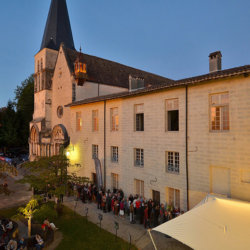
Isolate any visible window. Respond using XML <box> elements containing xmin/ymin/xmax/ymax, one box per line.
<box><xmin>41</xmin><ymin>58</ymin><xmax>43</xmax><ymax>71</ymax></box>
<box><xmin>37</xmin><ymin>60</ymin><xmax>40</xmax><ymax>73</ymax></box>
<box><xmin>111</xmin><ymin>146</ymin><xmax>119</xmax><ymax>162</ymax></box>
<box><xmin>111</xmin><ymin>173</ymin><xmax>119</xmax><ymax>190</ymax></box>
<box><xmin>134</xmin><ymin>179</ymin><xmax>144</xmax><ymax>196</ymax></box>
<box><xmin>38</xmin><ymin>75</ymin><xmax>40</xmax><ymax>91</ymax></box>
<box><xmin>72</xmin><ymin>84</ymin><xmax>76</xmax><ymax>102</ymax></box>
<box><xmin>92</xmin><ymin>110</ymin><xmax>99</xmax><ymax>132</ymax></box>
<box><xmin>166</xmin><ymin>187</ymin><xmax>180</xmax><ymax>209</ymax></box>
<box><xmin>76</xmin><ymin>112</ymin><xmax>82</xmax><ymax>131</ymax></box>
<box><xmin>111</xmin><ymin>108</ymin><xmax>119</xmax><ymax>131</ymax></box>
<box><xmin>57</xmin><ymin>106</ymin><xmax>63</xmax><ymax>118</ymax></box>
<box><xmin>166</xmin><ymin>99</ymin><xmax>179</xmax><ymax>131</ymax></box>
<box><xmin>210</xmin><ymin>92</ymin><xmax>229</xmax><ymax>131</ymax></box>
<box><xmin>92</xmin><ymin>145</ymin><xmax>98</xmax><ymax>159</ymax></box>
<box><xmin>166</xmin><ymin>152</ymin><xmax>179</xmax><ymax>173</ymax></box>
<box><xmin>134</xmin><ymin>148</ymin><xmax>144</xmax><ymax>167</ymax></box>
<box><xmin>129</xmin><ymin>75</ymin><xmax>145</xmax><ymax>91</ymax></box>
<box><xmin>135</xmin><ymin>104</ymin><xmax>144</xmax><ymax>131</ymax></box>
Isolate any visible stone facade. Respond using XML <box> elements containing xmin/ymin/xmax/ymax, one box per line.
<box><xmin>65</xmin><ymin>74</ymin><xmax>250</xmax><ymax>211</ymax></box>
<box><xmin>29</xmin><ymin>0</ymin><xmax>250</xmax><ymax>211</ymax></box>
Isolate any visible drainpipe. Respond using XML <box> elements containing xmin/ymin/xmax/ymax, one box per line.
<box><xmin>185</xmin><ymin>84</ymin><xmax>189</xmax><ymax>211</ymax></box>
<box><xmin>104</xmin><ymin>100</ymin><xmax>106</xmax><ymax>190</ymax></box>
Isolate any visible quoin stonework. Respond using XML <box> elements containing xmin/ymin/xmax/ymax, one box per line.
<box><xmin>29</xmin><ymin>0</ymin><xmax>250</xmax><ymax>211</ymax></box>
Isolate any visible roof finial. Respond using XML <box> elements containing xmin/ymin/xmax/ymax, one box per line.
<box><xmin>79</xmin><ymin>45</ymin><xmax>82</xmax><ymax>53</ymax></box>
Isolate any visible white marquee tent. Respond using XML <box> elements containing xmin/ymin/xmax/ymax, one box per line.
<box><xmin>153</xmin><ymin>195</ymin><xmax>250</xmax><ymax>250</ymax></box>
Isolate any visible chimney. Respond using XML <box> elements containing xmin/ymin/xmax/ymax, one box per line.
<box><xmin>209</xmin><ymin>51</ymin><xmax>222</xmax><ymax>72</ymax></box>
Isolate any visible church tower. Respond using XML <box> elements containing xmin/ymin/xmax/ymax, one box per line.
<box><xmin>30</xmin><ymin>0</ymin><xmax>75</xmax><ymax>159</ymax></box>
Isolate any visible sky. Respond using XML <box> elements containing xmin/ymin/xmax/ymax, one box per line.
<box><xmin>0</xmin><ymin>0</ymin><xmax>250</xmax><ymax>107</ymax></box>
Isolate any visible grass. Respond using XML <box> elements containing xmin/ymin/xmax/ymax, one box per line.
<box><xmin>54</xmin><ymin>206</ymin><xmax>137</xmax><ymax>250</ymax></box>
<box><xmin>0</xmin><ymin>204</ymin><xmax>137</xmax><ymax>250</ymax></box>
<box><xmin>0</xmin><ymin>206</ymin><xmax>20</xmax><ymax>219</ymax></box>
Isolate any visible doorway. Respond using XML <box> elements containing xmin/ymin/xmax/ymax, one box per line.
<box><xmin>92</xmin><ymin>173</ymin><xmax>97</xmax><ymax>186</ymax></box>
<box><xmin>152</xmin><ymin>190</ymin><xmax>160</xmax><ymax>204</ymax></box>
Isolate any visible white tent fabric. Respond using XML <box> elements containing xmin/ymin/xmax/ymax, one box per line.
<box><xmin>153</xmin><ymin>195</ymin><xmax>250</xmax><ymax>250</ymax></box>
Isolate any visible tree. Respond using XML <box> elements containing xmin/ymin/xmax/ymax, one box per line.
<box><xmin>14</xmin><ymin>75</ymin><xmax>34</xmax><ymax>147</ymax></box>
<box><xmin>18</xmin><ymin>198</ymin><xmax>39</xmax><ymax>237</ymax></box>
<box><xmin>0</xmin><ymin>75</ymin><xmax>34</xmax><ymax>150</ymax></box>
<box><xmin>19</xmin><ymin>153</ymin><xmax>90</xmax><ymax>197</ymax></box>
<box><xmin>0</xmin><ymin>101</ymin><xmax>19</xmax><ymax>148</ymax></box>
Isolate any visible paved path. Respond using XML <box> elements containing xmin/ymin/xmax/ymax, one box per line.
<box><xmin>0</xmin><ymin>167</ymin><xmax>32</xmax><ymax>209</ymax></box>
<box><xmin>64</xmin><ymin>197</ymin><xmax>190</xmax><ymax>250</ymax></box>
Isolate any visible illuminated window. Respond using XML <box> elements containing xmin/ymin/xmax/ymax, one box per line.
<box><xmin>111</xmin><ymin>107</ymin><xmax>119</xmax><ymax>131</ymax></box>
<box><xmin>166</xmin><ymin>99</ymin><xmax>179</xmax><ymax>131</ymax></box>
<box><xmin>111</xmin><ymin>146</ymin><xmax>118</xmax><ymax>162</ymax></box>
<box><xmin>135</xmin><ymin>104</ymin><xmax>144</xmax><ymax>131</ymax></box>
<box><xmin>76</xmin><ymin>112</ymin><xmax>82</xmax><ymax>131</ymax></box>
<box><xmin>166</xmin><ymin>187</ymin><xmax>180</xmax><ymax>209</ymax></box>
<box><xmin>166</xmin><ymin>151</ymin><xmax>179</xmax><ymax>173</ymax></box>
<box><xmin>210</xmin><ymin>92</ymin><xmax>229</xmax><ymax>131</ymax></box>
<box><xmin>134</xmin><ymin>179</ymin><xmax>144</xmax><ymax>196</ymax></box>
<box><xmin>92</xmin><ymin>145</ymin><xmax>98</xmax><ymax>159</ymax></box>
<box><xmin>92</xmin><ymin>110</ymin><xmax>99</xmax><ymax>132</ymax></box>
<box><xmin>111</xmin><ymin>173</ymin><xmax>119</xmax><ymax>190</ymax></box>
<box><xmin>134</xmin><ymin>148</ymin><xmax>144</xmax><ymax>167</ymax></box>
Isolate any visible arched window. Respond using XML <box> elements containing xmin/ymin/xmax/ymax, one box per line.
<box><xmin>37</xmin><ymin>60</ymin><xmax>40</xmax><ymax>73</ymax></box>
<box><xmin>38</xmin><ymin>75</ymin><xmax>40</xmax><ymax>91</ymax></box>
<box><xmin>30</xmin><ymin>126</ymin><xmax>39</xmax><ymax>155</ymax></box>
<box><xmin>41</xmin><ymin>58</ymin><xmax>43</xmax><ymax>71</ymax></box>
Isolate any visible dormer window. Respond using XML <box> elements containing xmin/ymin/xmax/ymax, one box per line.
<box><xmin>129</xmin><ymin>75</ymin><xmax>145</xmax><ymax>91</ymax></box>
<box><xmin>74</xmin><ymin>62</ymin><xmax>87</xmax><ymax>74</ymax></box>
<box><xmin>74</xmin><ymin>48</ymin><xmax>88</xmax><ymax>86</ymax></box>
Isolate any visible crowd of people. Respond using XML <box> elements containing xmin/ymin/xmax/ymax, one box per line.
<box><xmin>0</xmin><ymin>219</ymin><xmax>25</xmax><ymax>250</ymax></box>
<box><xmin>0</xmin><ymin>218</ymin><xmax>51</xmax><ymax>250</ymax></box>
<box><xmin>70</xmin><ymin>183</ymin><xmax>184</xmax><ymax>229</ymax></box>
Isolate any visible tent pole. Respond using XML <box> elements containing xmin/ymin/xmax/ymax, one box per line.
<box><xmin>148</xmin><ymin>229</ymin><xmax>158</xmax><ymax>250</ymax></box>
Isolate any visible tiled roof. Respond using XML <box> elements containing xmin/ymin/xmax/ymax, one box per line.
<box><xmin>65</xmin><ymin>64</ymin><xmax>250</xmax><ymax>107</ymax></box>
<box><xmin>64</xmin><ymin>47</ymin><xmax>174</xmax><ymax>89</ymax></box>
<box><xmin>40</xmin><ymin>0</ymin><xmax>75</xmax><ymax>51</ymax></box>
<box><xmin>175</xmin><ymin>65</ymin><xmax>250</xmax><ymax>84</ymax></box>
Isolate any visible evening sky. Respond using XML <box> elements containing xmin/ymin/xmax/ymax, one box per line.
<box><xmin>0</xmin><ymin>0</ymin><xmax>250</xmax><ymax>107</ymax></box>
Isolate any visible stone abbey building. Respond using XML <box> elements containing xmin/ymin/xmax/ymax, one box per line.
<box><xmin>30</xmin><ymin>0</ymin><xmax>250</xmax><ymax>210</ymax></box>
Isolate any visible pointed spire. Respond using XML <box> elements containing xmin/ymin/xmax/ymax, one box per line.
<box><xmin>40</xmin><ymin>0</ymin><xmax>75</xmax><ymax>51</ymax></box>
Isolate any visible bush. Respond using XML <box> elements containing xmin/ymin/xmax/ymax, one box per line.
<box><xmin>33</xmin><ymin>202</ymin><xmax>58</xmax><ymax>224</ymax></box>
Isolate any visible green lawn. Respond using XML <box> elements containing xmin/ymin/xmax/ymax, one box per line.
<box><xmin>0</xmin><ymin>206</ymin><xmax>19</xmax><ymax>218</ymax></box>
<box><xmin>54</xmin><ymin>206</ymin><xmax>137</xmax><ymax>250</ymax></box>
<box><xmin>0</xmin><ymin>204</ymin><xmax>137</xmax><ymax>250</ymax></box>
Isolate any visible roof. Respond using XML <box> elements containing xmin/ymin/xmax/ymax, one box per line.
<box><xmin>40</xmin><ymin>0</ymin><xmax>75</xmax><ymax>51</ymax></box>
<box><xmin>66</xmin><ymin>64</ymin><xmax>250</xmax><ymax>107</ymax></box>
<box><xmin>64</xmin><ymin>47</ymin><xmax>174</xmax><ymax>89</ymax></box>
<box><xmin>154</xmin><ymin>195</ymin><xmax>250</xmax><ymax>250</ymax></box>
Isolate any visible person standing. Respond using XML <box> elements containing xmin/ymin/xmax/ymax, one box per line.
<box><xmin>144</xmin><ymin>205</ymin><xmax>149</xmax><ymax>228</ymax></box>
<box><xmin>97</xmin><ymin>191</ymin><xmax>102</xmax><ymax>209</ymax></box>
<box><xmin>129</xmin><ymin>201</ymin><xmax>135</xmax><ymax>223</ymax></box>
